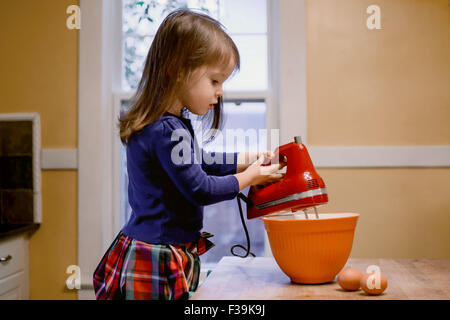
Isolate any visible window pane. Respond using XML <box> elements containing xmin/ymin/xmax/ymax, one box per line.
<box><xmin>219</xmin><ymin>0</ymin><xmax>266</xmax><ymax>34</ymax></box>
<box><xmin>199</xmin><ymin>101</ymin><xmax>268</xmax><ymax>264</ymax></box>
<box><xmin>123</xmin><ymin>0</ymin><xmax>219</xmax><ymax>36</ymax></box>
<box><xmin>224</xmin><ymin>35</ymin><xmax>268</xmax><ymax>91</ymax></box>
<box><xmin>123</xmin><ymin>1</ymin><xmax>166</xmax><ymax>36</ymax></box>
<box><xmin>122</xmin><ymin>36</ymin><xmax>153</xmax><ymax>91</ymax></box>
<box><xmin>122</xmin><ymin>0</ymin><xmax>267</xmax><ymax>91</ymax></box>
<box><xmin>194</xmin><ymin>102</ymin><xmax>267</xmax><ymax>153</ymax></box>
<box><xmin>123</xmin><ymin>34</ymin><xmax>268</xmax><ymax>91</ymax></box>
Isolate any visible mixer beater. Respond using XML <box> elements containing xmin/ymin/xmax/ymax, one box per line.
<box><xmin>302</xmin><ymin>207</ymin><xmax>320</xmax><ymax>219</ymax></box>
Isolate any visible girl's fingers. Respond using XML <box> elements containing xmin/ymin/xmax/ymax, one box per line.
<box><xmin>267</xmin><ymin>173</ymin><xmax>284</xmax><ymax>181</ymax></box>
<box><xmin>268</xmin><ymin>162</ymin><xmax>282</xmax><ymax>171</ymax></box>
<box><xmin>256</xmin><ymin>154</ymin><xmax>266</xmax><ymax>165</ymax></box>
<box><xmin>261</xmin><ymin>174</ymin><xmax>284</xmax><ymax>186</ymax></box>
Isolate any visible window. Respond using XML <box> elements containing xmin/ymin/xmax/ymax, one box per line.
<box><xmin>122</xmin><ymin>0</ymin><xmax>267</xmax><ymax>91</ymax></box>
<box><xmin>119</xmin><ymin>0</ymin><xmax>272</xmax><ymax>264</ymax></box>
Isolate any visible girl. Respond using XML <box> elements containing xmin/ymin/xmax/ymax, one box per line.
<box><xmin>93</xmin><ymin>8</ymin><xmax>285</xmax><ymax>300</ymax></box>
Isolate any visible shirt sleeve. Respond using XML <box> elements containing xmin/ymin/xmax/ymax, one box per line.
<box><xmin>201</xmin><ymin>150</ymin><xmax>238</xmax><ymax>176</ymax></box>
<box><xmin>151</xmin><ymin>120</ymin><xmax>240</xmax><ymax>207</ymax></box>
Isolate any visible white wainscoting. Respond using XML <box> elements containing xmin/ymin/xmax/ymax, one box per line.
<box><xmin>309</xmin><ymin>146</ymin><xmax>450</xmax><ymax>168</ymax></box>
<box><xmin>40</xmin><ymin>149</ymin><xmax>78</xmax><ymax>170</ymax></box>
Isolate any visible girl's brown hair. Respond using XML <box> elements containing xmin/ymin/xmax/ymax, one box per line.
<box><xmin>119</xmin><ymin>8</ymin><xmax>240</xmax><ymax>145</ymax></box>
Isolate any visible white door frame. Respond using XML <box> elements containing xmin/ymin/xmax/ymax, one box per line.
<box><xmin>78</xmin><ymin>0</ymin><xmax>122</xmax><ymax>299</ymax></box>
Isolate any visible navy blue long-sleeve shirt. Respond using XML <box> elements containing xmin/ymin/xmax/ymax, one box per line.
<box><xmin>121</xmin><ymin>112</ymin><xmax>240</xmax><ymax>244</ymax></box>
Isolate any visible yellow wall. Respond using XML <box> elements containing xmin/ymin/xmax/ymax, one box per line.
<box><xmin>0</xmin><ymin>0</ymin><xmax>78</xmax><ymax>299</ymax></box>
<box><xmin>319</xmin><ymin>168</ymin><xmax>450</xmax><ymax>258</ymax></box>
<box><xmin>307</xmin><ymin>0</ymin><xmax>449</xmax><ymax>146</ymax></box>
<box><xmin>306</xmin><ymin>0</ymin><xmax>450</xmax><ymax>258</ymax></box>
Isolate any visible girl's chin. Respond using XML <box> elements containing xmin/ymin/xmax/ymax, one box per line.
<box><xmin>190</xmin><ymin>110</ymin><xmax>209</xmax><ymax>116</ymax></box>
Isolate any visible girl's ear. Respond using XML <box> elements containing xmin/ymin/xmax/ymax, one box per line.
<box><xmin>176</xmin><ymin>72</ymin><xmax>187</xmax><ymax>85</ymax></box>
<box><xmin>177</xmin><ymin>68</ymin><xmax>189</xmax><ymax>82</ymax></box>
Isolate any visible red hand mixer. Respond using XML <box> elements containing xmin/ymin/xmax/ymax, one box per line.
<box><xmin>232</xmin><ymin>136</ymin><xmax>329</xmax><ymax>257</ymax></box>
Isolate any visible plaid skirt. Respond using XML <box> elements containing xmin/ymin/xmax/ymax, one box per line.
<box><xmin>93</xmin><ymin>231</ymin><xmax>214</xmax><ymax>300</ymax></box>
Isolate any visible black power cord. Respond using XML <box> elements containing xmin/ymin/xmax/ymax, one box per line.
<box><xmin>231</xmin><ymin>192</ymin><xmax>256</xmax><ymax>258</ymax></box>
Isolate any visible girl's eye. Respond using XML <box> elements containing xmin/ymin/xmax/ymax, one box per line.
<box><xmin>212</xmin><ymin>80</ymin><xmax>219</xmax><ymax>85</ymax></box>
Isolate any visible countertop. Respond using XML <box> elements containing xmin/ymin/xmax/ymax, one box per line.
<box><xmin>191</xmin><ymin>256</ymin><xmax>450</xmax><ymax>300</ymax></box>
<box><xmin>0</xmin><ymin>223</ymin><xmax>40</xmax><ymax>240</ymax></box>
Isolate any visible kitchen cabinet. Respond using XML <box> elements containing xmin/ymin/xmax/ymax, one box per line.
<box><xmin>191</xmin><ymin>256</ymin><xmax>450</xmax><ymax>300</ymax></box>
<box><xmin>0</xmin><ymin>233</ymin><xmax>30</xmax><ymax>299</ymax></box>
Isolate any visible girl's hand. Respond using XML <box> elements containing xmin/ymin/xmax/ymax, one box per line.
<box><xmin>237</xmin><ymin>151</ymin><xmax>287</xmax><ymax>172</ymax></box>
<box><xmin>246</xmin><ymin>153</ymin><xmax>286</xmax><ymax>187</ymax></box>
<box><xmin>260</xmin><ymin>151</ymin><xmax>287</xmax><ymax>165</ymax></box>
<box><xmin>234</xmin><ymin>151</ymin><xmax>287</xmax><ymax>191</ymax></box>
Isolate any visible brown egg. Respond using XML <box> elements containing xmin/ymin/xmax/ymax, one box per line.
<box><xmin>337</xmin><ymin>268</ymin><xmax>363</xmax><ymax>291</ymax></box>
<box><xmin>360</xmin><ymin>272</ymin><xmax>388</xmax><ymax>295</ymax></box>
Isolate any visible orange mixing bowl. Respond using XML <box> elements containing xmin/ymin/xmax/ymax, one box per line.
<box><xmin>262</xmin><ymin>212</ymin><xmax>359</xmax><ymax>284</ymax></box>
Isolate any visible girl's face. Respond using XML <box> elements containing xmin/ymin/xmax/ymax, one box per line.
<box><xmin>179</xmin><ymin>59</ymin><xmax>235</xmax><ymax>116</ymax></box>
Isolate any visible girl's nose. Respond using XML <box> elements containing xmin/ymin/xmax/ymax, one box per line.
<box><xmin>216</xmin><ymin>87</ymin><xmax>223</xmax><ymax>98</ymax></box>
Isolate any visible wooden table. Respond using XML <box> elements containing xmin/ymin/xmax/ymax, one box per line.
<box><xmin>191</xmin><ymin>257</ymin><xmax>450</xmax><ymax>300</ymax></box>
